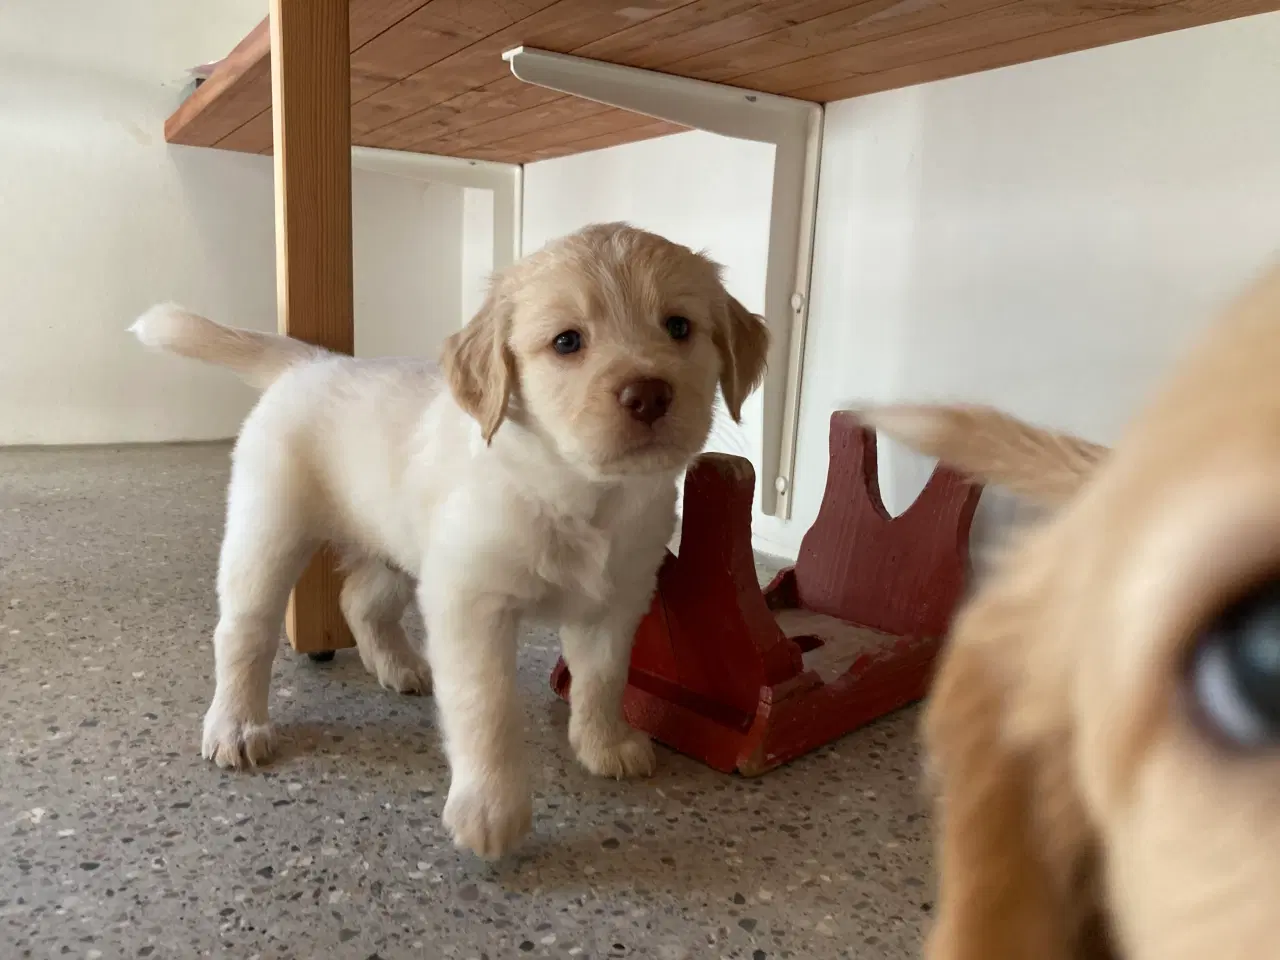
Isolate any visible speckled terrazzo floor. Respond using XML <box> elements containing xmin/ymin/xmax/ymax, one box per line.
<box><xmin>0</xmin><ymin>444</ymin><xmax>932</xmax><ymax>960</ymax></box>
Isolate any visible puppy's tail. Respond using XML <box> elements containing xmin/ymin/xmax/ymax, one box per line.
<box><xmin>855</xmin><ymin>403</ymin><xmax>1109</xmax><ymax>506</ymax></box>
<box><xmin>130</xmin><ymin>303</ymin><xmax>326</xmax><ymax>390</ymax></box>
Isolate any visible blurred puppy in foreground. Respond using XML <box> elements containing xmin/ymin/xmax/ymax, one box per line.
<box><xmin>859</xmin><ymin>262</ymin><xmax>1280</xmax><ymax>960</ymax></box>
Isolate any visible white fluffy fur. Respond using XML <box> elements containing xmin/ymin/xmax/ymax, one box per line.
<box><xmin>132</xmin><ymin>223</ymin><xmax>770</xmax><ymax>860</ymax></box>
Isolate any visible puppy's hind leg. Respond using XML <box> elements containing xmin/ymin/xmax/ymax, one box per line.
<box><xmin>340</xmin><ymin>556</ymin><xmax>431</xmax><ymax>695</ymax></box>
<box><xmin>203</xmin><ymin>456</ymin><xmax>316</xmax><ymax>770</ymax></box>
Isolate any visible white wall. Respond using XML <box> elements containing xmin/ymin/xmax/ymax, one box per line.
<box><xmin>353</xmin><ymin>176</ymin><xmax>462</xmax><ymax>362</ymax></box>
<box><xmin>0</xmin><ymin>0</ymin><xmax>462</xmax><ymax>446</ymax></box>
<box><xmin>799</xmin><ymin>10</ymin><xmax>1280</xmax><ymax>562</ymax></box>
<box><xmin>460</xmin><ymin>187</ymin><xmax>496</xmax><ymax>324</ymax></box>
<box><xmin>520</xmin><ymin>11</ymin><xmax>1280</xmax><ymax>561</ymax></box>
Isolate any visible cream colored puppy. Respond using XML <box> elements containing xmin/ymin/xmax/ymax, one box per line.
<box><xmin>132</xmin><ymin>222</ymin><xmax>769</xmax><ymax>859</ymax></box>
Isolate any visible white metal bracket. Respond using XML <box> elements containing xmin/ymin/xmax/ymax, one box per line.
<box><xmin>503</xmin><ymin>45</ymin><xmax>822</xmax><ymax>519</ymax></box>
<box><xmin>351</xmin><ymin>146</ymin><xmax>523</xmax><ymax>274</ymax></box>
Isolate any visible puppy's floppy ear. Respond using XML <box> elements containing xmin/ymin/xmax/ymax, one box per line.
<box><xmin>441</xmin><ymin>285</ymin><xmax>516</xmax><ymax>444</ymax></box>
<box><xmin>715</xmin><ymin>296</ymin><xmax>770</xmax><ymax>422</ymax></box>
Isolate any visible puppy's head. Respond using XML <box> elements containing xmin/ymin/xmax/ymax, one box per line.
<box><xmin>923</xmin><ymin>263</ymin><xmax>1280</xmax><ymax>960</ymax></box>
<box><xmin>441</xmin><ymin>222</ymin><xmax>769</xmax><ymax>477</ymax></box>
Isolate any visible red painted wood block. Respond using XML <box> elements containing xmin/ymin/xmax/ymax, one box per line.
<box><xmin>551</xmin><ymin>411</ymin><xmax>983</xmax><ymax>775</ymax></box>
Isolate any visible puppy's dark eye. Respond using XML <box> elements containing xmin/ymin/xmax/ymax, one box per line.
<box><xmin>1188</xmin><ymin>579</ymin><xmax>1280</xmax><ymax>747</ymax></box>
<box><xmin>665</xmin><ymin>316</ymin><xmax>691</xmax><ymax>341</ymax></box>
<box><xmin>552</xmin><ymin>330</ymin><xmax>583</xmax><ymax>355</ymax></box>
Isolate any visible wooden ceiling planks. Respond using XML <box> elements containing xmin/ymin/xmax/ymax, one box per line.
<box><xmin>164</xmin><ymin>19</ymin><xmax>271</xmax><ymax>147</ymax></box>
<box><xmin>168</xmin><ymin>0</ymin><xmax>1280</xmax><ymax>165</ymax></box>
<box><xmin>166</xmin><ymin>0</ymin><xmax>439</xmax><ymax>147</ymax></box>
<box><xmin>792</xmin><ymin>0</ymin><xmax>1280</xmax><ymax>99</ymax></box>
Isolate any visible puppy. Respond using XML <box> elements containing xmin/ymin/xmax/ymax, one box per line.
<box><xmin>859</xmin><ymin>260</ymin><xmax>1280</xmax><ymax>960</ymax></box>
<box><xmin>132</xmin><ymin>222</ymin><xmax>769</xmax><ymax>858</ymax></box>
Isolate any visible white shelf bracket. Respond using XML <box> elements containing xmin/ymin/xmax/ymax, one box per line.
<box><xmin>503</xmin><ymin>46</ymin><xmax>822</xmax><ymax>520</ymax></box>
<box><xmin>351</xmin><ymin>146</ymin><xmax>523</xmax><ymax>275</ymax></box>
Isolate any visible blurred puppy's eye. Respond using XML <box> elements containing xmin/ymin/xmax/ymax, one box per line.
<box><xmin>665</xmin><ymin>316</ymin><xmax>691</xmax><ymax>341</ymax></box>
<box><xmin>552</xmin><ymin>330</ymin><xmax>583</xmax><ymax>355</ymax></box>
<box><xmin>1189</xmin><ymin>579</ymin><xmax>1280</xmax><ymax>747</ymax></box>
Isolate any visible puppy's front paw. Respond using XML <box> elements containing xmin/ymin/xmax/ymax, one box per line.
<box><xmin>442</xmin><ymin>779</ymin><xmax>532</xmax><ymax>859</ymax></box>
<box><xmin>379</xmin><ymin>653</ymin><xmax>433</xmax><ymax>696</ymax></box>
<box><xmin>358</xmin><ymin>644</ymin><xmax>433</xmax><ymax>695</ymax></box>
<box><xmin>202</xmin><ymin>701</ymin><xmax>275</xmax><ymax>770</ymax></box>
<box><xmin>571</xmin><ymin>724</ymin><xmax>657</xmax><ymax>779</ymax></box>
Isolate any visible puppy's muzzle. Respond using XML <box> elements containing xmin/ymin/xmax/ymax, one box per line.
<box><xmin>618</xmin><ymin>378</ymin><xmax>673</xmax><ymax>425</ymax></box>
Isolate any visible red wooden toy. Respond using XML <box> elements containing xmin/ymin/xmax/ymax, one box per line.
<box><xmin>551</xmin><ymin>411</ymin><xmax>983</xmax><ymax>775</ymax></box>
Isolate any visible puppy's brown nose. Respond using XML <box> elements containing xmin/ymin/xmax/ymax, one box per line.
<box><xmin>618</xmin><ymin>378</ymin><xmax>673</xmax><ymax>425</ymax></box>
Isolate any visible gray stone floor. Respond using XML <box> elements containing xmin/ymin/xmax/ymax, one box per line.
<box><xmin>0</xmin><ymin>444</ymin><xmax>932</xmax><ymax>960</ymax></box>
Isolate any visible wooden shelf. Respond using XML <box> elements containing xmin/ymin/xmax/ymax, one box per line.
<box><xmin>168</xmin><ymin>0</ymin><xmax>1280</xmax><ymax>164</ymax></box>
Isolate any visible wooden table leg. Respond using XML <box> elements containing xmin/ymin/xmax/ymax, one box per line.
<box><xmin>270</xmin><ymin>0</ymin><xmax>354</xmax><ymax>655</ymax></box>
